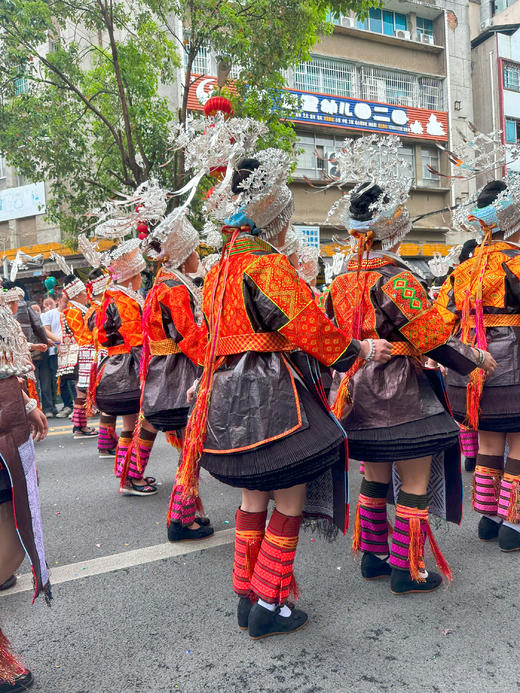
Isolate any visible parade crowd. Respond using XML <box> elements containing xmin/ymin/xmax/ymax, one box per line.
<box><xmin>1</xmin><ymin>125</ymin><xmax>519</xmax><ymax>690</ymax></box>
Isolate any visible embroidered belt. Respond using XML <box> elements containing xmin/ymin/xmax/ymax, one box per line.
<box><xmin>391</xmin><ymin>341</ymin><xmax>422</xmax><ymax>357</ymax></box>
<box><xmin>467</xmin><ymin>314</ymin><xmax>520</xmax><ymax>327</ymax></box>
<box><xmin>149</xmin><ymin>338</ymin><xmax>182</xmax><ymax>356</ymax></box>
<box><xmin>216</xmin><ymin>332</ymin><xmax>293</xmax><ymax>356</ymax></box>
<box><xmin>107</xmin><ymin>344</ymin><xmax>130</xmax><ymax>356</ymax></box>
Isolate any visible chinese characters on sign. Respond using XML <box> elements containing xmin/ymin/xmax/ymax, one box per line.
<box><xmin>0</xmin><ymin>182</ymin><xmax>46</xmax><ymax>223</ymax></box>
<box><xmin>187</xmin><ymin>75</ymin><xmax>448</xmax><ymax>142</ymax></box>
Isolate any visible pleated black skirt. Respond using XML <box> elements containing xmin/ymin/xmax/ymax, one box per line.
<box><xmin>345</xmin><ymin>411</ymin><xmax>460</xmax><ymax>463</ymax></box>
<box><xmin>200</xmin><ymin>383</ymin><xmax>345</xmax><ymax>491</ymax></box>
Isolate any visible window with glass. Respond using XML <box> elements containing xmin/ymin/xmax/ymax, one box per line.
<box><xmin>14</xmin><ymin>77</ymin><xmax>28</xmax><ymax>96</ymax></box>
<box><xmin>504</xmin><ymin>63</ymin><xmax>520</xmax><ymax>92</ymax></box>
<box><xmin>0</xmin><ymin>157</ymin><xmax>6</xmax><ymax>180</ymax></box>
<box><xmin>295</xmin><ymin>134</ymin><xmax>336</xmax><ymax>179</ymax></box>
<box><xmin>505</xmin><ymin>118</ymin><xmax>520</xmax><ymax>143</ymax></box>
<box><xmin>421</xmin><ymin>147</ymin><xmax>441</xmax><ymax>187</ymax></box>
<box><xmin>416</xmin><ymin>17</ymin><xmax>434</xmax><ymax>40</ymax></box>
<box><xmin>357</xmin><ymin>8</ymin><xmax>407</xmax><ymax>36</ymax></box>
<box><xmin>183</xmin><ymin>44</ymin><xmax>210</xmax><ymax>74</ymax></box>
<box><xmin>293</xmin><ymin>57</ymin><xmax>355</xmax><ymax>98</ymax></box>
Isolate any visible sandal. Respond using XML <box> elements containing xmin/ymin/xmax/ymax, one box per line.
<box><xmin>120</xmin><ymin>479</ymin><xmax>158</xmax><ymax>496</ymax></box>
<box><xmin>73</xmin><ymin>427</ymin><xmax>99</xmax><ymax>439</ymax></box>
<box><xmin>143</xmin><ymin>476</ymin><xmax>156</xmax><ymax>485</ymax></box>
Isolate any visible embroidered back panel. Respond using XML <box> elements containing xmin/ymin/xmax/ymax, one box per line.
<box><xmin>330</xmin><ymin>271</ymin><xmax>383</xmax><ymax>339</ymax></box>
<box><xmin>109</xmin><ymin>290</ymin><xmax>143</xmax><ymax>348</ymax></box>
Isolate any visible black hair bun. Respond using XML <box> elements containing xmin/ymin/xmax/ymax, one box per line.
<box><xmin>477</xmin><ymin>180</ymin><xmax>507</xmax><ymax>209</ymax></box>
<box><xmin>349</xmin><ymin>184</ymin><xmax>387</xmax><ymax>222</ymax></box>
<box><xmin>63</xmin><ymin>273</ymin><xmax>76</xmax><ymax>284</ymax></box>
<box><xmin>231</xmin><ymin>158</ymin><xmax>260</xmax><ymax>195</ymax></box>
<box><xmin>88</xmin><ymin>268</ymin><xmax>104</xmax><ymax>281</ymax></box>
<box><xmin>459</xmin><ymin>239</ymin><xmax>478</xmax><ymax>263</ymax></box>
<box><xmin>1</xmin><ymin>279</ymin><xmax>15</xmax><ymax>290</ymax></box>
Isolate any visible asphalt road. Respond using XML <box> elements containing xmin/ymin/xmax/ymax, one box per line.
<box><xmin>1</xmin><ymin>420</ymin><xmax>519</xmax><ymax>693</ymax></box>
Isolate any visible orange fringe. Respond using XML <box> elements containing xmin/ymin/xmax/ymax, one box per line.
<box><xmin>351</xmin><ymin>501</ymin><xmax>362</xmax><ymax>555</ymax></box>
<box><xmin>166</xmin><ymin>431</ymin><xmax>183</xmax><ymax>450</ymax></box>
<box><xmin>0</xmin><ymin>629</ymin><xmax>23</xmax><ymax>684</ymax></box>
<box><xmin>506</xmin><ymin>477</ymin><xmax>520</xmax><ymax>523</ymax></box>
<box><xmin>27</xmin><ymin>378</ymin><xmax>41</xmax><ymax>410</ymax></box>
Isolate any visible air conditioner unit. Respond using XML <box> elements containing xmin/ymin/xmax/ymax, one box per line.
<box><xmin>395</xmin><ymin>29</ymin><xmax>411</xmax><ymax>40</ymax></box>
<box><xmin>340</xmin><ymin>16</ymin><xmax>356</xmax><ymax>29</ymax></box>
<box><xmin>420</xmin><ymin>33</ymin><xmax>435</xmax><ymax>45</ymax></box>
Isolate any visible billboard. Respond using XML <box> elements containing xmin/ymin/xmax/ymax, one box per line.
<box><xmin>187</xmin><ymin>75</ymin><xmax>448</xmax><ymax>142</ymax></box>
<box><xmin>0</xmin><ymin>182</ymin><xmax>46</xmax><ymax>222</ymax></box>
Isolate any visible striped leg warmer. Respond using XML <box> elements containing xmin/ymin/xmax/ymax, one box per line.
<box><xmin>71</xmin><ymin>399</ymin><xmax>87</xmax><ymax>429</ymax></box>
<box><xmin>114</xmin><ymin>431</ymin><xmax>132</xmax><ymax>477</ymax></box>
<box><xmin>167</xmin><ymin>485</ymin><xmax>197</xmax><ymax>527</ymax></box>
<box><xmin>498</xmin><ymin>457</ymin><xmax>520</xmax><ymax>524</ymax></box>
<box><xmin>352</xmin><ymin>479</ymin><xmax>390</xmax><ymax>555</ymax></box>
<box><xmin>127</xmin><ymin>430</ymin><xmax>156</xmax><ymax>479</ymax></box>
<box><xmin>232</xmin><ymin>508</ymin><xmax>268</xmax><ymax>599</ymax></box>
<box><xmin>250</xmin><ymin>509</ymin><xmax>301</xmax><ymax>605</ymax></box>
<box><xmin>389</xmin><ymin>491</ymin><xmax>452</xmax><ymax>583</ymax></box>
<box><xmin>97</xmin><ymin>414</ymin><xmax>117</xmax><ymax>452</ymax></box>
<box><xmin>459</xmin><ymin>426</ymin><xmax>479</xmax><ymax>459</ymax></box>
<box><xmin>473</xmin><ymin>454</ymin><xmax>503</xmax><ymax>516</ymax></box>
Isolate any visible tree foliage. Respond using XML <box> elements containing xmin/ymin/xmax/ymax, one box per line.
<box><xmin>0</xmin><ymin>0</ymin><xmax>376</xmax><ymax>240</ymax></box>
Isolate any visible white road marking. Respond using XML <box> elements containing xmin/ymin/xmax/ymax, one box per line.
<box><xmin>1</xmin><ymin>528</ymin><xmax>235</xmax><ymax>597</ymax></box>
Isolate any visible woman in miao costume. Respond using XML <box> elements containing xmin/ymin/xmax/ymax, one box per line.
<box><xmin>437</xmin><ymin>168</ymin><xmax>520</xmax><ymax>551</ymax></box>
<box><xmin>175</xmin><ymin>149</ymin><xmax>393</xmax><ymax>639</ymax></box>
<box><xmin>140</xmin><ymin>208</ymin><xmax>214</xmax><ymax>541</ymax></box>
<box><xmin>325</xmin><ymin>135</ymin><xmax>495</xmax><ymax>594</ymax></box>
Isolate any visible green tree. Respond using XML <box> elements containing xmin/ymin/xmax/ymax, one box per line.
<box><xmin>0</xmin><ymin>0</ymin><xmax>375</xmax><ymax>241</ymax></box>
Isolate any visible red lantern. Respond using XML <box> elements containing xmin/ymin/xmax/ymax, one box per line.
<box><xmin>204</xmin><ymin>96</ymin><xmax>234</xmax><ymax>119</ymax></box>
<box><xmin>137</xmin><ymin>221</ymin><xmax>148</xmax><ymax>240</ymax></box>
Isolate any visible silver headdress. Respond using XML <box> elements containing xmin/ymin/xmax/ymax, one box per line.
<box><xmin>452</xmin><ymin>175</ymin><xmax>520</xmax><ymax>240</ymax></box>
<box><xmin>234</xmin><ymin>148</ymin><xmax>294</xmax><ymax>240</ymax></box>
<box><xmin>50</xmin><ymin>250</ymin><xmax>73</xmax><ymax>275</ymax></box>
<box><xmin>77</xmin><ymin>234</ymin><xmax>102</xmax><ymax>269</ymax></box>
<box><xmin>201</xmin><ymin>253</ymin><xmax>221</xmax><ymax>275</ymax></box>
<box><xmin>146</xmin><ymin>207</ymin><xmax>199</xmax><ymax>270</ymax></box>
<box><xmin>325</xmin><ymin>135</ymin><xmax>413</xmax><ymax>250</ymax></box>
<box><xmin>1</xmin><ymin>285</ymin><xmax>24</xmax><ymax>303</ymax></box>
<box><xmin>170</xmin><ymin>112</ymin><xmax>268</xmax><ymax>214</ymax></box>
<box><xmin>63</xmin><ymin>276</ymin><xmax>86</xmax><ymax>300</ymax></box>
<box><xmin>0</xmin><ymin>298</ymin><xmax>31</xmax><ymax>377</ymax></box>
<box><xmin>298</xmin><ymin>244</ymin><xmax>321</xmax><ymax>284</ymax></box>
<box><xmin>279</xmin><ymin>227</ymin><xmax>302</xmax><ymax>256</ymax></box>
<box><xmin>107</xmin><ymin>238</ymin><xmax>146</xmax><ymax>283</ymax></box>
<box><xmin>93</xmin><ymin>179</ymin><xmax>168</xmax><ymax>240</ymax></box>
<box><xmin>428</xmin><ymin>245</ymin><xmax>462</xmax><ymax>278</ymax></box>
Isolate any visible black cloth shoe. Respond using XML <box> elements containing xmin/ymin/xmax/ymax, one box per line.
<box><xmin>0</xmin><ymin>575</ymin><xmax>17</xmax><ymax>591</ymax></box>
<box><xmin>248</xmin><ymin>602</ymin><xmax>308</xmax><ymax>640</ymax></box>
<box><xmin>465</xmin><ymin>456</ymin><xmax>476</xmax><ymax>472</ymax></box>
<box><xmin>361</xmin><ymin>552</ymin><xmax>392</xmax><ymax>580</ymax></box>
<box><xmin>498</xmin><ymin>524</ymin><xmax>520</xmax><ymax>552</ymax></box>
<box><xmin>390</xmin><ymin>568</ymin><xmax>442</xmax><ymax>595</ymax></box>
<box><xmin>0</xmin><ymin>670</ymin><xmax>34</xmax><ymax>692</ymax></box>
<box><xmin>478</xmin><ymin>516</ymin><xmax>501</xmax><ymax>541</ymax></box>
<box><xmin>237</xmin><ymin>597</ymin><xmax>254</xmax><ymax>630</ymax></box>
<box><xmin>167</xmin><ymin>521</ymin><xmax>214</xmax><ymax>542</ymax></box>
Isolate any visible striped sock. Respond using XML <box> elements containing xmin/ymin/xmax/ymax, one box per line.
<box><xmin>114</xmin><ymin>431</ymin><xmax>132</xmax><ymax>477</ymax></box>
<box><xmin>459</xmin><ymin>426</ymin><xmax>479</xmax><ymax>458</ymax></box>
<box><xmin>390</xmin><ymin>491</ymin><xmax>452</xmax><ymax>583</ymax></box>
<box><xmin>72</xmin><ymin>400</ymin><xmax>87</xmax><ymax>429</ymax></box>
<box><xmin>497</xmin><ymin>457</ymin><xmax>520</xmax><ymax>524</ymax></box>
<box><xmin>352</xmin><ymin>479</ymin><xmax>389</xmax><ymax>555</ymax></box>
<box><xmin>473</xmin><ymin>454</ymin><xmax>503</xmax><ymax>516</ymax></box>
<box><xmin>167</xmin><ymin>485</ymin><xmax>197</xmax><ymax>526</ymax></box>
<box><xmin>250</xmin><ymin>509</ymin><xmax>301</xmax><ymax>605</ymax></box>
<box><xmin>232</xmin><ymin>508</ymin><xmax>267</xmax><ymax>599</ymax></box>
<box><xmin>128</xmin><ymin>433</ymin><xmax>156</xmax><ymax>479</ymax></box>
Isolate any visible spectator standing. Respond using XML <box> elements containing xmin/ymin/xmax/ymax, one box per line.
<box><xmin>40</xmin><ymin>295</ymin><xmax>63</xmax><ymax>417</ymax></box>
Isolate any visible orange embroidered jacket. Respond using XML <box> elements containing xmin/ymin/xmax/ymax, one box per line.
<box><xmin>141</xmin><ymin>273</ymin><xmax>202</xmax><ymax>417</ymax></box>
<box><xmin>63</xmin><ymin>303</ymin><xmax>92</xmax><ymax>347</ymax></box>
<box><xmin>437</xmin><ymin>240</ymin><xmax>520</xmax><ymax>394</ymax></box>
<box><xmin>326</xmin><ymin>254</ymin><xmax>476</xmax><ymax>430</ymax></box>
<box><xmin>198</xmin><ymin>234</ymin><xmax>361</xmax><ymax>453</ymax></box>
<box><xmin>96</xmin><ymin>289</ymin><xmax>143</xmax><ymax>356</ymax></box>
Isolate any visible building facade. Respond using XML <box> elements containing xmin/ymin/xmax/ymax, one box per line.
<box><xmin>470</xmin><ymin>0</ymin><xmax>520</xmax><ymax>177</ymax></box>
<box><xmin>187</xmin><ymin>0</ymin><xmax>476</xmax><ymax>256</ymax></box>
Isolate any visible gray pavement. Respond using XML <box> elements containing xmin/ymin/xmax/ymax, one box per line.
<box><xmin>1</xmin><ymin>422</ymin><xmax>519</xmax><ymax>692</ymax></box>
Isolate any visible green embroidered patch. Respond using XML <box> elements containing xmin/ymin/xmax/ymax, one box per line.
<box><xmin>392</xmin><ymin>276</ymin><xmax>423</xmax><ymax>311</ymax></box>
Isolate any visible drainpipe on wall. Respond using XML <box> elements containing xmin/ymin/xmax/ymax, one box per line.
<box><xmin>443</xmin><ymin>9</ymin><xmax>455</xmax><ymax>208</ymax></box>
<box><xmin>497</xmin><ymin>50</ymin><xmax>507</xmax><ymax>177</ymax></box>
